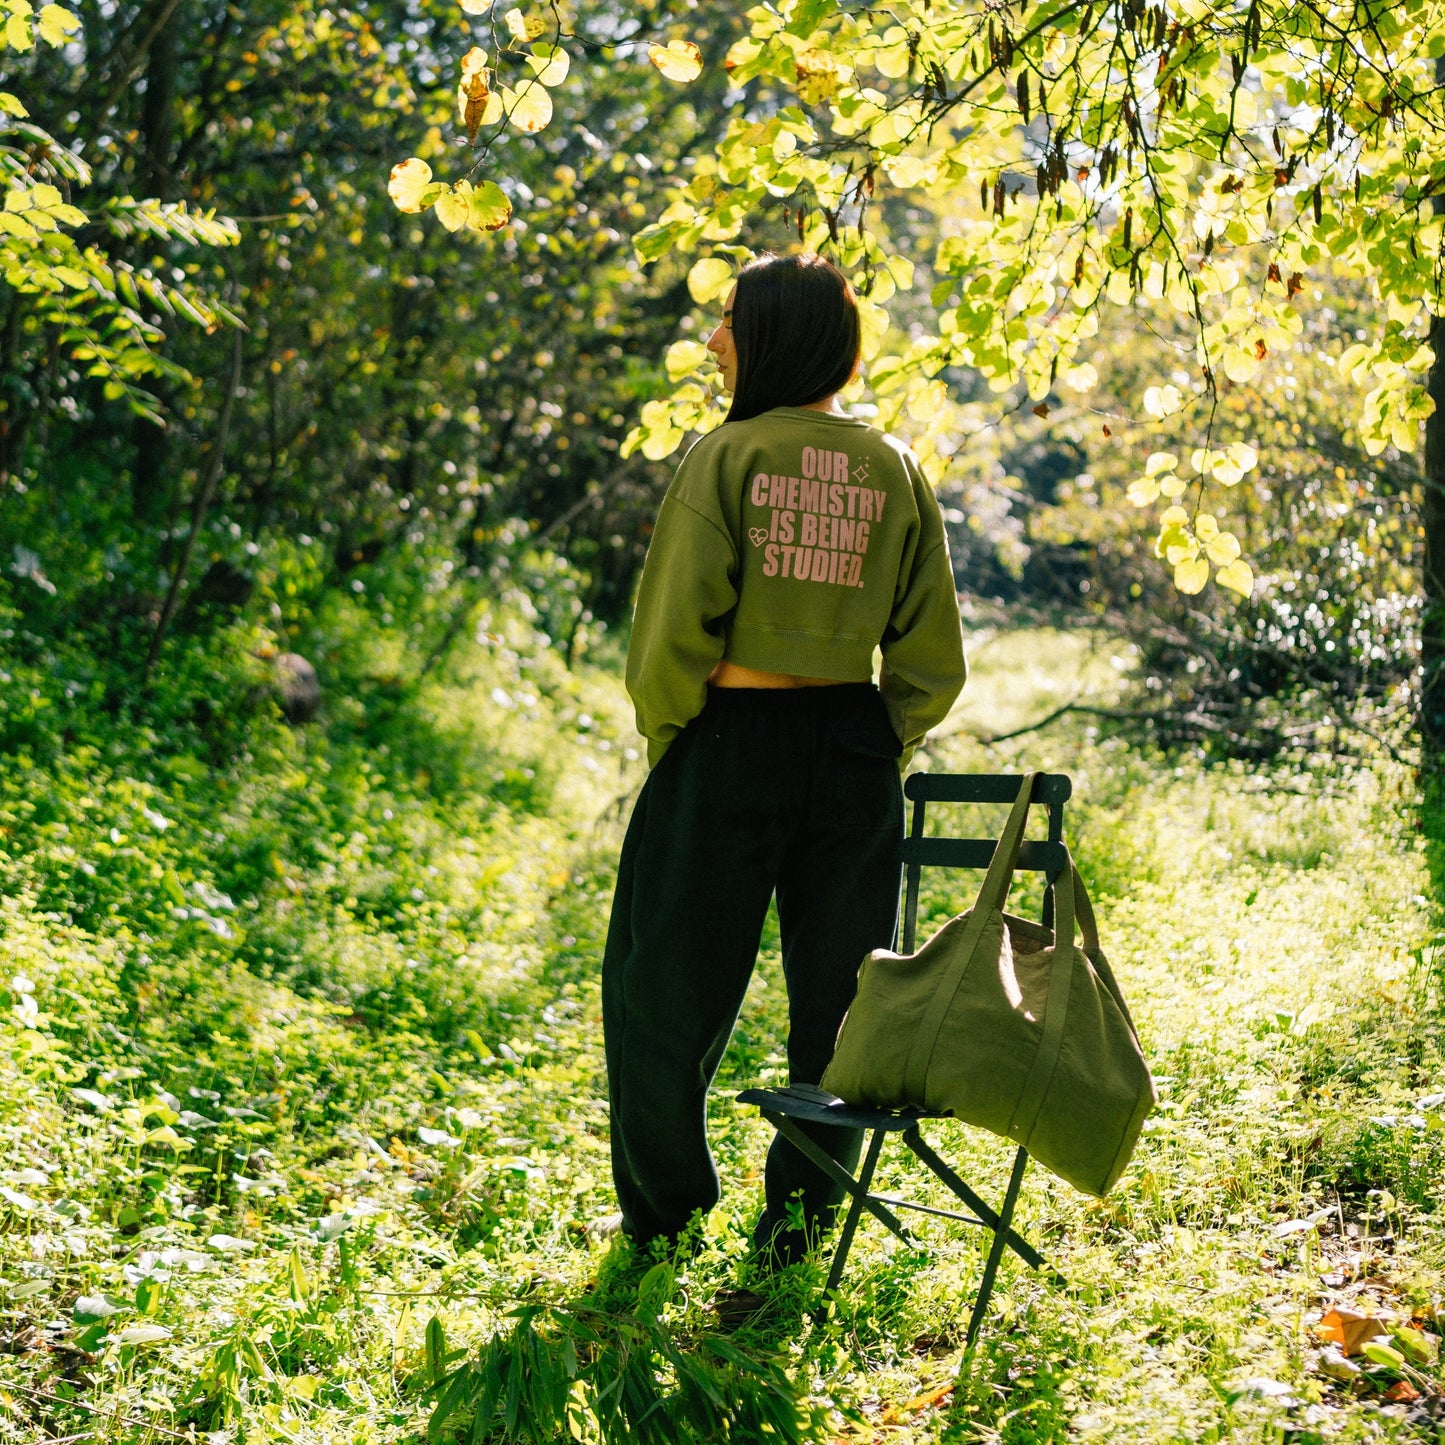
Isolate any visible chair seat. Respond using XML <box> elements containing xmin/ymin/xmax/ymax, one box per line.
<box><xmin>738</xmin><ymin>1084</ymin><xmax>1051</xmax><ymax>1343</ymax></box>
<box><xmin>736</xmin><ymin>1082</ymin><xmax>943</xmax><ymax>1132</ymax></box>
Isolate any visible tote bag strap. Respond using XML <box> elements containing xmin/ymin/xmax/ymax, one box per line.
<box><xmin>900</xmin><ymin>773</ymin><xmax>1038</xmax><ymax>1102</ymax></box>
<box><xmin>976</xmin><ymin>772</ymin><xmax>1038</xmax><ymax>915</ymax></box>
<box><xmin>1009</xmin><ymin>851</ymin><xmax>1081</xmax><ymax>1143</ymax></box>
<box><xmin>1070</xmin><ymin>868</ymin><xmax>1139</xmax><ymax>1036</ymax></box>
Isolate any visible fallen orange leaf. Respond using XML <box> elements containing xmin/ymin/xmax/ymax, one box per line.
<box><xmin>1318</xmin><ymin>1307</ymin><xmax>1391</xmax><ymax>1357</ymax></box>
<box><xmin>881</xmin><ymin>1381</ymin><xmax>955</xmax><ymax>1425</ymax></box>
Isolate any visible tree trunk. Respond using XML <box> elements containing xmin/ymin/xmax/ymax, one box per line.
<box><xmin>1425</xmin><ymin>317</ymin><xmax>1445</xmax><ymax>753</ymax></box>
<box><xmin>139</xmin><ymin>0</ymin><xmax>177</xmax><ymax>199</ymax></box>
<box><xmin>1422</xmin><ymin>55</ymin><xmax>1445</xmax><ymax>755</ymax></box>
<box><xmin>130</xmin><ymin>0</ymin><xmax>179</xmax><ymax>525</ymax></box>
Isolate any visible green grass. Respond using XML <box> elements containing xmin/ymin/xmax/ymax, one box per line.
<box><xmin>1</xmin><ymin>618</ymin><xmax>1442</xmax><ymax>1443</ymax></box>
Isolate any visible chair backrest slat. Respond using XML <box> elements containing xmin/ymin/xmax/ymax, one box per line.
<box><xmin>900</xmin><ymin>837</ymin><xmax>1068</xmax><ymax>874</ymax></box>
<box><xmin>904</xmin><ymin>773</ymin><xmax>1072</xmax><ymax>806</ymax></box>
<box><xmin>898</xmin><ymin>771</ymin><xmax>1072</xmax><ymax>953</ymax></box>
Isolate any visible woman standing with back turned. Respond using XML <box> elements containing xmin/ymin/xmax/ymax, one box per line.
<box><xmin>603</xmin><ymin>252</ymin><xmax>967</xmax><ymax>1272</ymax></box>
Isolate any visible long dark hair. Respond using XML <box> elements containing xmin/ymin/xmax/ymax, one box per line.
<box><xmin>725</xmin><ymin>253</ymin><xmax>861</xmax><ymax>423</ymax></box>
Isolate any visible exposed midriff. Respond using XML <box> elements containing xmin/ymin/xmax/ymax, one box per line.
<box><xmin>707</xmin><ymin>661</ymin><xmax>851</xmax><ymax>689</ymax></box>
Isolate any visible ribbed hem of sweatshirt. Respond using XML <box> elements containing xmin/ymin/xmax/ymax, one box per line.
<box><xmin>722</xmin><ymin>630</ymin><xmax>875</xmax><ymax>681</ymax></box>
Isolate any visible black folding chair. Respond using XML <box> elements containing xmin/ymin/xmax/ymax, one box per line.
<box><xmin>737</xmin><ymin>771</ymin><xmax>1072</xmax><ymax>1343</ymax></box>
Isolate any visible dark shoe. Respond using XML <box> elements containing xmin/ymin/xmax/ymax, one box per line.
<box><xmin>708</xmin><ymin>1287</ymin><xmax>769</xmax><ymax>1329</ymax></box>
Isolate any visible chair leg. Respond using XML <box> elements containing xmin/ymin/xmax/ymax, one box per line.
<box><xmin>822</xmin><ymin>1128</ymin><xmax>885</xmax><ymax>1295</ymax></box>
<box><xmin>965</xmin><ymin>1145</ymin><xmax>1028</xmax><ymax>1348</ymax></box>
<box><xmin>903</xmin><ymin>1130</ymin><xmax>1046</xmax><ymax>1270</ymax></box>
<box><xmin>813</xmin><ymin>1127</ymin><xmax>887</xmax><ymax>1321</ymax></box>
<box><xmin>763</xmin><ymin>1113</ymin><xmax>915</xmax><ymax>1242</ymax></box>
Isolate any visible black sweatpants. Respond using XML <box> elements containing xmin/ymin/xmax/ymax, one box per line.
<box><xmin>602</xmin><ymin>683</ymin><xmax>903</xmax><ymax>1262</ymax></box>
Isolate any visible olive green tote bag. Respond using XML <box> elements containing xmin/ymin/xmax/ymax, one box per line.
<box><xmin>821</xmin><ymin>774</ymin><xmax>1156</xmax><ymax>1197</ymax></box>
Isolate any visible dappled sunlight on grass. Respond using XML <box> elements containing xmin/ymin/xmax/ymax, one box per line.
<box><xmin>0</xmin><ymin>620</ymin><xmax>1441</xmax><ymax>1443</ymax></box>
<box><xmin>936</xmin><ymin>624</ymin><xmax>1138</xmax><ymax>744</ymax></box>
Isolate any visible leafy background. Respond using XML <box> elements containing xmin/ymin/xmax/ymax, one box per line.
<box><xmin>1</xmin><ymin>0</ymin><xmax>1445</xmax><ymax>1440</ymax></box>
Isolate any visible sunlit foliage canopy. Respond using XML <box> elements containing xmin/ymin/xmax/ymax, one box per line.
<box><xmin>400</xmin><ymin>0</ymin><xmax>1445</xmax><ymax>602</ymax></box>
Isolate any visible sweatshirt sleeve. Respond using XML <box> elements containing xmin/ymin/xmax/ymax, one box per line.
<box><xmin>625</xmin><ymin>492</ymin><xmax>738</xmax><ymax>767</ymax></box>
<box><xmin>878</xmin><ymin>494</ymin><xmax>967</xmax><ymax>758</ymax></box>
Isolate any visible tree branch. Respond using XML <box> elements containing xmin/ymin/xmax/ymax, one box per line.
<box><xmin>144</xmin><ymin>322</ymin><xmax>244</xmax><ymax>682</ymax></box>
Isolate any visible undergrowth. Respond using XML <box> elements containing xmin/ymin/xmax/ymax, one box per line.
<box><xmin>0</xmin><ymin>612</ymin><xmax>1441</xmax><ymax>1444</ymax></box>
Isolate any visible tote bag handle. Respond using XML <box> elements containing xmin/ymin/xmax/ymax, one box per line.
<box><xmin>1069</xmin><ymin>868</ymin><xmax>1138</xmax><ymax>1036</ymax></box>
<box><xmin>901</xmin><ymin>773</ymin><xmax>1039</xmax><ymax>1102</ymax></box>
<box><xmin>1009</xmin><ymin>852</ymin><xmax>1081</xmax><ymax>1142</ymax></box>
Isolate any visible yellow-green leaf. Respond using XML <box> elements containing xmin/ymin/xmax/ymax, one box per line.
<box><xmin>1158</xmin><ymin>518</ymin><xmax>1193</xmax><ymax>557</ymax></box>
<box><xmin>874</xmin><ymin>40</ymin><xmax>910</xmax><ymax>78</ymax></box>
<box><xmin>503</xmin><ymin>83</ymin><xmax>552</xmax><ymax>134</ymax></box>
<box><xmin>0</xmin><ymin>91</ymin><xmax>26</xmax><ymax>117</ymax></box>
<box><xmin>1144</xmin><ymin>451</ymin><xmax>1177</xmax><ymax>476</ymax></box>
<box><xmin>434</xmin><ymin>183</ymin><xmax>472</xmax><ymax>232</ymax></box>
<box><xmin>1337</xmin><ymin>341</ymin><xmax>1371</xmax><ymax>382</ymax></box>
<box><xmin>687</xmin><ymin>256</ymin><xmax>733</xmax><ymax>304</ymax></box>
<box><xmin>1216</xmin><ymin>559</ymin><xmax>1254</xmax><ymax>597</ymax></box>
<box><xmin>665</xmin><ymin>339</ymin><xmax>710</xmax><ymax>381</ymax></box>
<box><xmin>1195</xmin><ymin>513</ymin><xmax>1220</xmax><ymax>542</ymax></box>
<box><xmin>1392</xmin><ymin>1327</ymin><xmax>1438</xmax><ymax>1366</ymax></box>
<box><xmin>1226</xmin><ymin>441</ymin><xmax>1258</xmax><ymax>473</ymax></box>
<box><xmin>1174</xmin><ymin>557</ymin><xmax>1209</xmax><ymax>594</ymax></box>
<box><xmin>796</xmin><ymin>66</ymin><xmax>839</xmax><ymax>105</ymax></box>
<box><xmin>467</xmin><ymin>180</ymin><xmax>511</xmax><ymax>232</ymax></box>
<box><xmin>527</xmin><ymin>42</ymin><xmax>569</xmax><ymax>86</ymax></box>
<box><xmin>505</xmin><ymin>8</ymin><xmax>545</xmax><ymax>42</ymax></box>
<box><xmin>1158</xmin><ymin>475</ymin><xmax>1185</xmax><ymax>498</ymax></box>
<box><xmin>36</xmin><ymin>3</ymin><xmax>77</xmax><ymax>45</ymax></box>
<box><xmin>5</xmin><ymin>13</ymin><xmax>33</xmax><ymax>51</ymax></box>
<box><xmin>1143</xmin><ymin>383</ymin><xmax>1182</xmax><ymax>418</ymax></box>
<box><xmin>857</xmin><ymin>295</ymin><xmax>888</xmax><ymax>360</ymax></box>
<box><xmin>144</xmin><ymin>1125</ymin><xmax>189</xmax><ymax>1149</ymax></box>
<box><xmin>1361</xmin><ymin>1341</ymin><xmax>1406</xmax><ymax>1371</ymax></box>
<box><xmin>649</xmin><ymin>39</ymin><xmax>703</xmax><ymax>83</ymax></box>
<box><xmin>1126</xmin><ymin>477</ymin><xmax>1160</xmax><ymax>507</ymax></box>
<box><xmin>1222</xmin><ymin>345</ymin><xmax>1258</xmax><ymax>383</ymax></box>
<box><xmin>459</xmin><ymin>0</ymin><xmax>488</xmax><ymax>11</ymax></box>
<box><xmin>640</xmin><ymin>426</ymin><xmax>684</xmax><ymax>460</ymax></box>
<box><xmin>1205</xmin><ymin>531</ymin><xmax>1241</xmax><ymax>566</ymax></box>
<box><xmin>388</xmin><ymin>158</ymin><xmax>434</xmax><ymax>212</ymax></box>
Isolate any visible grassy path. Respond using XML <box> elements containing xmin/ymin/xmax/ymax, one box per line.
<box><xmin>0</xmin><ymin>624</ymin><xmax>1441</xmax><ymax>1442</ymax></box>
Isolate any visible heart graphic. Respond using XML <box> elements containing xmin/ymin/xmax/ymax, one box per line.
<box><xmin>748</xmin><ymin>527</ymin><xmax>768</xmax><ymax>547</ymax></box>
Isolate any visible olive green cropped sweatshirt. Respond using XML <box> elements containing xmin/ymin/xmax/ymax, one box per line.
<box><xmin>626</xmin><ymin>406</ymin><xmax>967</xmax><ymax>766</ymax></box>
